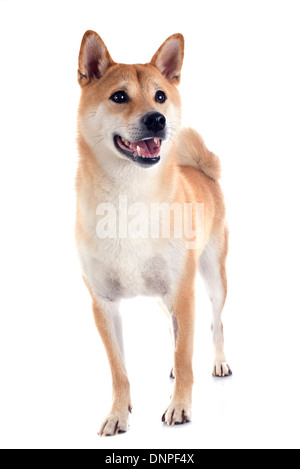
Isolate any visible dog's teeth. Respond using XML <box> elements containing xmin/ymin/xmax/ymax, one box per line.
<box><xmin>121</xmin><ymin>137</ymin><xmax>130</xmax><ymax>147</ymax></box>
<box><xmin>137</xmin><ymin>146</ymin><xmax>142</xmax><ymax>157</ymax></box>
<box><xmin>154</xmin><ymin>138</ymin><xmax>159</xmax><ymax>145</ymax></box>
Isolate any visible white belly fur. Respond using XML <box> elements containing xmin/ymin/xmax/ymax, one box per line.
<box><xmin>78</xmin><ymin>233</ymin><xmax>186</xmax><ymax>303</ymax></box>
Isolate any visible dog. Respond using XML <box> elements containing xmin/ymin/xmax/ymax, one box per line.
<box><xmin>76</xmin><ymin>30</ymin><xmax>231</xmax><ymax>436</ymax></box>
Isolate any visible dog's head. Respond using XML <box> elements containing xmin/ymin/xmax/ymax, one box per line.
<box><xmin>77</xmin><ymin>31</ymin><xmax>184</xmax><ymax>169</ymax></box>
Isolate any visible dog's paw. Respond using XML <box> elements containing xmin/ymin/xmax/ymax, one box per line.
<box><xmin>99</xmin><ymin>407</ymin><xmax>131</xmax><ymax>436</ymax></box>
<box><xmin>162</xmin><ymin>402</ymin><xmax>191</xmax><ymax>426</ymax></box>
<box><xmin>213</xmin><ymin>361</ymin><xmax>232</xmax><ymax>377</ymax></box>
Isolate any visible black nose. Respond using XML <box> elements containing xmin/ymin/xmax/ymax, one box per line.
<box><xmin>143</xmin><ymin>112</ymin><xmax>166</xmax><ymax>133</ymax></box>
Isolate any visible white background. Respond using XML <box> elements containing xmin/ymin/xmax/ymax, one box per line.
<box><xmin>0</xmin><ymin>0</ymin><xmax>300</xmax><ymax>449</ymax></box>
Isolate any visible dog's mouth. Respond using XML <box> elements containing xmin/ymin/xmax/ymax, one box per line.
<box><xmin>114</xmin><ymin>135</ymin><xmax>161</xmax><ymax>166</ymax></box>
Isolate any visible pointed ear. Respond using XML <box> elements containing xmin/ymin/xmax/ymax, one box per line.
<box><xmin>150</xmin><ymin>34</ymin><xmax>184</xmax><ymax>84</ymax></box>
<box><xmin>78</xmin><ymin>31</ymin><xmax>115</xmax><ymax>87</ymax></box>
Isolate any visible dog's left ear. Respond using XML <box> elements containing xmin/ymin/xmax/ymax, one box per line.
<box><xmin>150</xmin><ymin>34</ymin><xmax>184</xmax><ymax>84</ymax></box>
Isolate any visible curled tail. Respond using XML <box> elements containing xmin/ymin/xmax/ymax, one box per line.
<box><xmin>174</xmin><ymin>127</ymin><xmax>221</xmax><ymax>181</ymax></box>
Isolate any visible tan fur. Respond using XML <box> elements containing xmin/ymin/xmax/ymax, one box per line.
<box><xmin>175</xmin><ymin>127</ymin><xmax>222</xmax><ymax>181</ymax></box>
<box><xmin>75</xmin><ymin>31</ymin><xmax>231</xmax><ymax>435</ymax></box>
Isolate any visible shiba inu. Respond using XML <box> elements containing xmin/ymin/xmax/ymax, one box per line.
<box><xmin>76</xmin><ymin>30</ymin><xmax>231</xmax><ymax>436</ymax></box>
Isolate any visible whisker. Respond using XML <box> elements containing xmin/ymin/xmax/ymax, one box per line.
<box><xmin>85</xmin><ymin>112</ymin><xmax>97</xmax><ymax>120</ymax></box>
<box><xmin>93</xmin><ymin>136</ymin><xmax>105</xmax><ymax>147</ymax></box>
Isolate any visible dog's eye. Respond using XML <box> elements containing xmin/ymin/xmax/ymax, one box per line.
<box><xmin>110</xmin><ymin>91</ymin><xmax>129</xmax><ymax>104</ymax></box>
<box><xmin>155</xmin><ymin>90</ymin><xmax>167</xmax><ymax>103</ymax></box>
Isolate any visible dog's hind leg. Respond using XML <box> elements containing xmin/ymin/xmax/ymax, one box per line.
<box><xmin>158</xmin><ymin>300</ymin><xmax>177</xmax><ymax>379</ymax></box>
<box><xmin>199</xmin><ymin>226</ymin><xmax>232</xmax><ymax>377</ymax></box>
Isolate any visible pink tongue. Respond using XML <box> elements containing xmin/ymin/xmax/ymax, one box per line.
<box><xmin>130</xmin><ymin>138</ymin><xmax>160</xmax><ymax>158</ymax></box>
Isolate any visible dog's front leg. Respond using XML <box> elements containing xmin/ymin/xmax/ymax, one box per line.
<box><xmin>92</xmin><ymin>297</ymin><xmax>131</xmax><ymax>436</ymax></box>
<box><xmin>162</xmin><ymin>285</ymin><xmax>195</xmax><ymax>425</ymax></box>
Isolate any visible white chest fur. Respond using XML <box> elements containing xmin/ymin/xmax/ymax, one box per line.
<box><xmin>77</xmin><ymin>166</ymin><xmax>186</xmax><ymax>304</ymax></box>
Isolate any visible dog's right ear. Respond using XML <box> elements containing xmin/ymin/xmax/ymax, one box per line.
<box><xmin>78</xmin><ymin>31</ymin><xmax>115</xmax><ymax>87</ymax></box>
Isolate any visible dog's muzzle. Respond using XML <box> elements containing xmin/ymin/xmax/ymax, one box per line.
<box><xmin>113</xmin><ymin>112</ymin><xmax>167</xmax><ymax>167</ymax></box>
